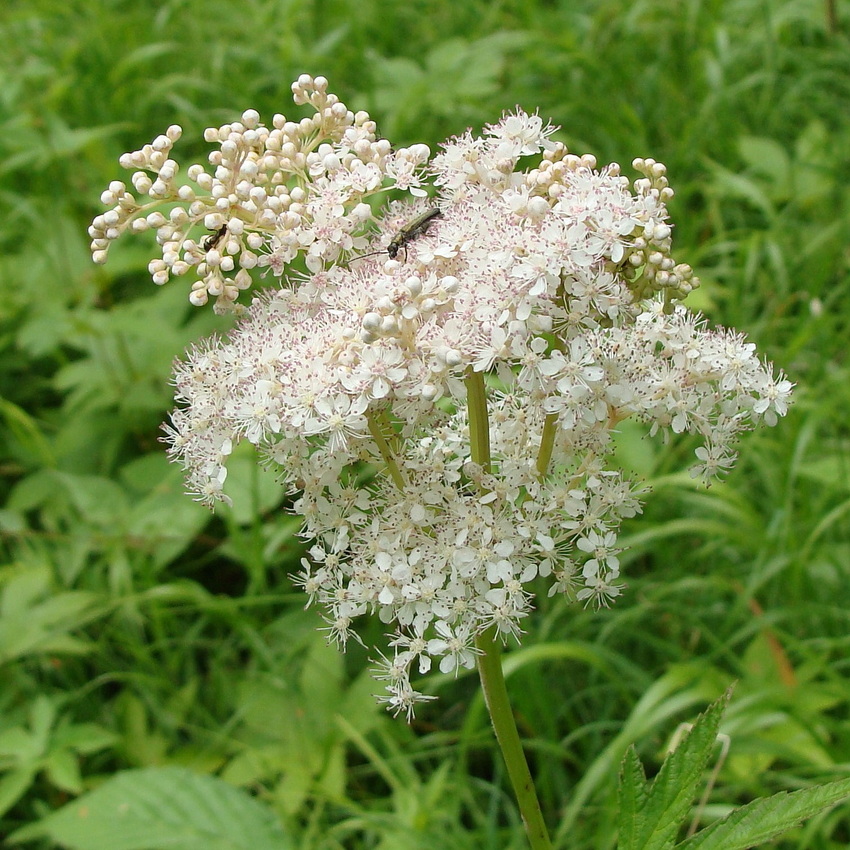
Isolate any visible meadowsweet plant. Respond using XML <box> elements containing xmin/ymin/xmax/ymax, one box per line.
<box><xmin>90</xmin><ymin>75</ymin><xmax>798</xmax><ymax>848</ymax></box>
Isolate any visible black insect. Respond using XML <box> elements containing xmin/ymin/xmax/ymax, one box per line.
<box><xmin>202</xmin><ymin>224</ymin><xmax>228</xmax><ymax>251</ymax></box>
<box><xmin>353</xmin><ymin>207</ymin><xmax>442</xmax><ymax>263</ymax></box>
<box><xmin>387</xmin><ymin>207</ymin><xmax>442</xmax><ymax>259</ymax></box>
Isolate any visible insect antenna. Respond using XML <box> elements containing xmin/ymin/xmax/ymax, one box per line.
<box><xmin>348</xmin><ymin>248</ymin><xmax>388</xmax><ymax>264</ymax></box>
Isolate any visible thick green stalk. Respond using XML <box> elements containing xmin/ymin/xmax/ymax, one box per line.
<box><xmin>466</xmin><ymin>368</ymin><xmax>553</xmax><ymax>850</ymax></box>
<box><xmin>465</xmin><ymin>367</ymin><xmax>491</xmax><ymax>473</ymax></box>
<box><xmin>475</xmin><ymin>628</ymin><xmax>554</xmax><ymax>850</ymax></box>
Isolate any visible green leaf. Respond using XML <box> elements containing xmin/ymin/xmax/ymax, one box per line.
<box><xmin>706</xmin><ymin>163</ymin><xmax>776</xmax><ymax>220</ymax></box>
<box><xmin>30</xmin><ymin>694</ymin><xmax>57</xmax><ymax>746</ymax></box>
<box><xmin>0</xmin><ymin>566</ymin><xmax>100</xmax><ymax>664</ymax></box>
<box><xmin>0</xmin><ymin>396</ymin><xmax>56</xmax><ymax>468</ymax></box>
<box><xmin>617</xmin><ymin>746</ymin><xmax>649</xmax><ymax>850</ymax></box>
<box><xmin>8</xmin><ymin>766</ymin><xmax>293</xmax><ymax>850</ymax></box>
<box><xmin>44</xmin><ymin>747</ymin><xmax>83</xmax><ymax>795</ymax></box>
<box><xmin>678</xmin><ymin>778</ymin><xmax>850</xmax><ymax>850</ymax></box>
<box><xmin>52</xmin><ymin>471</ymin><xmax>131</xmax><ymax>528</ymax></box>
<box><xmin>55</xmin><ymin>722</ymin><xmax>119</xmax><ymax>756</ymax></box>
<box><xmin>560</xmin><ymin>666</ymin><xmax>716</xmax><ymax>838</ymax></box>
<box><xmin>737</xmin><ymin>136</ymin><xmax>790</xmax><ymax>189</ymax></box>
<box><xmin>0</xmin><ymin>766</ymin><xmax>37</xmax><ymax>818</ymax></box>
<box><xmin>629</xmin><ymin>694</ymin><xmax>730</xmax><ymax>850</ymax></box>
<box><xmin>0</xmin><ymin>726</ymin><xmax>39</xmax><ymax>762</ymax></box>
<box><xmin>218</xmin><ymin>445</ymin><xmax>288</xmax><ymax>525</ymax></box>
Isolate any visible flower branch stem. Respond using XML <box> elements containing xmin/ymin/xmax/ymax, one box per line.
<box><xmin>536</xmin><ymin>413</ymin><xmax>558</xmax><ymax>478</ymax></box>
<box><xmin>475</xmin><ymin>627</ymin><xmax>553</xmax><ymax>850</ymax></box>
<box><xmin>467</xmin><ymin>367</ymin><xmax>552</xmax><ymax>850</ymax></box>
<box><xmin>367</xmin><ymin>409</ymin><xmax>406</xmax><ymax>491</ymax></box>
<box><xmin>465</xmin><ymin>368</ymin><xmax>492</xmax><ymax>474</ymax></box>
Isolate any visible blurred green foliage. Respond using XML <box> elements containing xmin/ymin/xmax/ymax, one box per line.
<box><xmin>2</xmin><ymin>0</ymin><xmax>850</xmax><ymax>847</ymax></box>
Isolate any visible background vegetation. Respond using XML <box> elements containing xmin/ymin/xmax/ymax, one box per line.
<box><xmin>1</xmin><ymin>0</ymin><xmax>849</xmax><ymax>847</ymax></box>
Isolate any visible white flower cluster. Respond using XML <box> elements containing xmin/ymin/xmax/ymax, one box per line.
<box><xmin>94</xmin><ymin>76</ymin><xmax>793</xmax><ymax>716</ymax></box>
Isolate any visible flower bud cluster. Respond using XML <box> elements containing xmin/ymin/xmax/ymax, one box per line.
<box><xmin>89</xmin><ymin>75</ymin><xmax>430</xmax><ymax>310</ymax></box>
<box><xmin>97</xmin><ymin>78</ymin><xmax>792</xmax><ymax>716</ymax></box>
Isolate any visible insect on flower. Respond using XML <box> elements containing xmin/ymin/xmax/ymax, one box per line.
<box><xmin>202</xmin><ymin>224</ymin><xmax>228</xmax><ymax>251</ymax></box>
<box><xmin>353</xmin><ymin>207</ymin><xmax>442</xmax><ymax>263</ymax></box>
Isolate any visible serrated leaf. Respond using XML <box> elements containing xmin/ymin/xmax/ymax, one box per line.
<box><xmin>678</xmin><ymin>777</ymin><xmax>850</xmax><ymax>850</ymax></box>
<box><xmin>617</xmin><ymin>746</ymin><xmax>649</xmax><ymax>850</ymax></box>
<box><xmin>8</xmin><ymin>766</ymin><xmax>293</xmax><ymax>850</ymax></box>
<box><xmin>632</xmin><ymin>695</ymin><xmax>730</xmax><ymax>850</ymax></box>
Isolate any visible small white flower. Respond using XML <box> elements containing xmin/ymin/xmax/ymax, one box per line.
<box><xmin>577</xmin><ymin>530</ymin><xmax>621</xmax><ymax>577</ymax></box>
<box><xmin>426</xmin><ymin>621</ymin><xmax>480</xmax><ymax>674</ymax></box>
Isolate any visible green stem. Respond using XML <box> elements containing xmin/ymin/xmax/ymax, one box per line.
<box><xmin>536</xmin><ymin>412</ymin><xmax>558</xmax><ymax>478</ymax></box>
<box><xmin>465</xmin><ymin>368</ymin><xmax>491</xmax><ymax>473</ymax></box>
<box><xmin>475</xmin><ymin>628</ymin><xmax>553</xmax><ymax>850</ymax></box>
<box><xmin>466</xmin><ymin>368</ymin><xmax>553</xmax><ymax>850</ymax></box>
<box><xmin>366</xmin><ymin>409</ymin><xmax>406</xmax><ymax>491</ymax></box>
